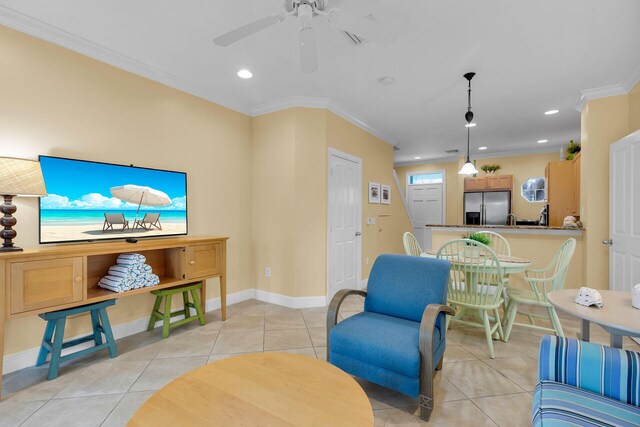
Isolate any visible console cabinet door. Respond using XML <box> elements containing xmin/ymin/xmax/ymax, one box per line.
<box><xmin>10</xmin><ymin>257</ymin><xmax>83</xmax><ymax>314</ymax></box>
<box><xmin>186</xmin><ymin>243</ymin><xmax>222</xmax><ymax>279</ymax></box>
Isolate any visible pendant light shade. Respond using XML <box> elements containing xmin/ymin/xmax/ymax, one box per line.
<box><xmin>458</xmin><ymin>72</ymin><xmax>478</xmax><ymax>175</ymax></box>
<box><xmin>459</xmin><ymin>160</ymin><xmax>478</xmax><ymax>175</ymax></box>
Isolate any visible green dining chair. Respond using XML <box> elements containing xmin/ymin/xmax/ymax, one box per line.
<box><xmin>437</xmin><ymin>239</ymin><xmax>505</xmax><ymax>359</ymax></box>
<box><xmin>503</xmin><ymin>238</ymin><xmax>576</xmax><ymax>342</ymax></box>
<box><xmin>475</xmin><ymin>231</ymin><xmax>511</xmax><ymax>256</ymax></box>
<box><xmin>403</xmin><ymin>232</ymin><xmax>422</xmax><ymax>256</ymax></box>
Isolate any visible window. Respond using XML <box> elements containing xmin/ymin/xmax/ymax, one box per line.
<box><xmin>521</xmin><ymin>177</ymin><xmax>546</xmax><ymax>202</ymax></box>
<box><xmin>409</xmin><ymin>172</ymin><xmax>443</xmax><ymax>185</ymax></box>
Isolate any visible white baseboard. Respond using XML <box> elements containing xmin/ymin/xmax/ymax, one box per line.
<box><xmin>252</xmin><ymin>289</ymin><xmax>326</xmax><ymax>309</ymax></box>
<box><xmin>2</xmin><ymin>288</ymin><xmax>325</xmax><ymax>375</ymax></box>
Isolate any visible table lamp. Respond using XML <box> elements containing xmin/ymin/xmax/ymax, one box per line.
<box><xmin>0</xmin><ymin>157</ymin><xmax>48</xmax><ymax>252</ymax></box>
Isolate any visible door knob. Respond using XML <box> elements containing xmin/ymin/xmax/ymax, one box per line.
<box><xmin>602</xmin><ymin>239</ymin><xmax>613</xmax><ymax>246</ymax></box>
<box><xmin>190</xmin><ymin>260</ymin><xmax>196</xmax><ymax>265</ymax></box>
<box><xmin>355</xmin><ymin>232</ymin><xmax>362</xmax><ymax>237</ymax></box>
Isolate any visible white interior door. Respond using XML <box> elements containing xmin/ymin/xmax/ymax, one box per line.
<box><xmin>407</xmin><ymin>184</ymin><xmax>443</xmax><ymax>250</ymax></box>
<box><xmin>609</xmin><ymin>130</ymin><xmax>640</xmax><ymax>291</ymax></box>
<box><xmin>328</xmin><ymin>149</ymin><xmax>362</xmax><ymax>299</ymax></box>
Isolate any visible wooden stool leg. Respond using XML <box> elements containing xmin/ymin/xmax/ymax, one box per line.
<box><xmin>36</xmin><ymin>320</ymin><xmax>56</xmax><ymax>367</ymax></box>
<box><xmin>48</xmin><ymin>317</ymin><xmax>67</xmax><ymax>380</ymax></box>
<box><xmin>190</xmin><ymin>287</ymin><xmax>206</xmax><ymax>326</ymax></box>
<box><xmin>162</xmin><ymin>294</ymin><xmax>172</xmax><ymax>339</ymax></box>
<box><xmin>98</xmin><ymin>308</ymin><xmax>118</xmax><ymax>358</ymax></box>
<box><xmin>182</xmin><ymin>291</ymin><xmax>191</xmax><ymax>320</ymax></box>
<box><xmin>147</xmin><ymin>295</ymin><xmax>163</xmax><ymax>332</ymax></box>
<box><xmin>90</xmin><ymin>309</ymin><xmax>103</xmax><ymax>346</ymax></box>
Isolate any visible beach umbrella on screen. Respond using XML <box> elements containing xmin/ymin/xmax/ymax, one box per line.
<box><xmin>110</xmin><ymin>185</ymin><xmax>171</xmax><ymax>229</ymax></box>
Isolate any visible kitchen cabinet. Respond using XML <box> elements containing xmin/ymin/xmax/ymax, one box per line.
<box><xmin>464</xmin><ymin>175</ymin><xmax>513</xmax><ymax>192</ymax></box>
<box><xmin>546</xmin><ymin>154</ymin><xmax>581</xmax><ymax>227</ymax></box>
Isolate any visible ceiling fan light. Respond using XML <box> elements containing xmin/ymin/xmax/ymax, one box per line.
<box><xmin>458</xmin><ymin>161</ymin><xmax>478</xmax><ymax>175</ymax></box>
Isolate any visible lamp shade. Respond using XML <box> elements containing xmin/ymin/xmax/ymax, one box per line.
<box><xmin>0</xmin><ymin>157</ymin><xmax>48</xmax><ymax>197</ymax></box>
<box><xmin>458</xmin><ymin>160</ymin><xmax>478</xmax><ymax>175</ymax></box>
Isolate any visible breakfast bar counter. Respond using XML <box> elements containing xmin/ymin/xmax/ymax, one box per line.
<box><xmin>427</xmin><ymin>224</ymin><xmax>583</xmax><ymax>236</ymax></box>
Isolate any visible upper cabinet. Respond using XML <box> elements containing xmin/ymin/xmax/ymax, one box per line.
<box><xmin>546</xmin><ymin>154</ymin><xmax>581</xmax><ymax>227</ymax></box>
<box><xmin>464</xmin><ymin>175</ymin><xmax>513</xmax><ymax>192</ymax></box>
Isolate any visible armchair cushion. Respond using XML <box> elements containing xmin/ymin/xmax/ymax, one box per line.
<box><xmin>329</xmin><ymin>311</ymin><xmax>444</xmax><ymax>397</ymax></box>
<box><xmin>539</xmin><ymin>336</ymin><xmax>640</xmax><ymax>407</ymax></box>
<box><xmin>533</xmin><ymin>381</ymin><xmax>640</xmax><ymax>427</ymax></box>
<box><xmin>364</xmin><ymin>254</ymin><xmax>451</xmax><ymax>323</ymax></box>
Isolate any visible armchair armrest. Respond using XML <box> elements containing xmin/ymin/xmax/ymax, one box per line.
<box><xmin>326</xmin><ymin>289</ymin><xmax>367</xmax><ymax>361</ymax></box>
<box><xmin>539</xmin><ymin>336</ymin><xmax>640</xmax><ymax>406</ymax></box>
<box><xmin>418</xmin><ymin>303</ymin><xmax>455</xmax><ymax>419</ymax></box>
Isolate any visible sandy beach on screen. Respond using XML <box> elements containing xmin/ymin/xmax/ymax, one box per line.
<box><xmin>41</xmin><ymin>222</ymin><xmax>187</xmax><ymax>243</ymax></box>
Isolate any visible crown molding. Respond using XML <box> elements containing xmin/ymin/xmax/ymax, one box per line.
<box><xmin>393</xmin><ymin>145</ymin><xmax>562</xmax><ymax>168</ymax></box>
<box><xmin>251</xmin><ymin>96</ymin><xmax>396</xmax><ymax>146</ymax></box>
<box><xmin>1</xmin><ymin>7</ymin><xmax>396</xmax><ymax>146</ymax></box>
<box><xmin>0</xmin><ymin>6</ymin><xmax>252</xmax><ymax>116</ymax></box>
<box><xmin>573</xmin><ymin>63</ymin><xmax>640</xmax><ymax>112</ymax></box>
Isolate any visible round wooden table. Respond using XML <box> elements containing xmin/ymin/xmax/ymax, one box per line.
<box><xmin>128</xmin><ymin>353</ymin><xmax>374</xmax><ymax>427</ymax></box>
<box><xmin>548</xmin><ymin>289</ymin><xmax>640</xmax><ymax>348</ymax></box>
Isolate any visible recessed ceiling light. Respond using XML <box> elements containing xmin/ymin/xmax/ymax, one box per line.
<box><xmin>414</xmin><ymin>156</ymin><xmax>422</xmax><ymax>160</ymax></box>
<box><xmin>544</xmin><ymin>110</ymin><xmax>559</xmax><ymax>115</ymax></box>
<box><xmin>537</xmin><ymin>139</ymin><xmax>548</xmax><ymax>144</ymax></box>
<box><xmin>478</xmin><ymin>146</ymin><xmax>488</xmax><ymax>150</ymax></box>
<box><xmin>378</xmin><ymin>76</ymin><xmax>395</xmax><ymax>85</ymax></box>
<box><xmin>237</xmin><ymin>69</ymin><xmax>253</xmax><ymax>79</ymax></box>
<box><xmin>465</xmin><ymin>123</ymin><xmax>477</xmax><ymax>128</ymax></box>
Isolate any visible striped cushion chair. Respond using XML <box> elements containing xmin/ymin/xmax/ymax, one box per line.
<box><xmin>534</xmin><ymin>336</ymin><xmax>640</xmax><ymax>426</ymax></box>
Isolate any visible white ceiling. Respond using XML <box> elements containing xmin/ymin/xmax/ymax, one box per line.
<box><xmin>1</xmin><ymin>0</ymin><xmax>639</xmax><ymax>164</ymax></box>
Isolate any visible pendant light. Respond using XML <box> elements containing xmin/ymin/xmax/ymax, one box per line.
<box><xmin>459</xmin><ymin>72</ymin><xmax>479</xmax><ymax>175</ymax></box>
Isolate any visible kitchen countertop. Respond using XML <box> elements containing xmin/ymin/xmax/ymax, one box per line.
<box><xmin>426</xmin><ymin>224</ymin><xmax>584</xmax><ymax>236</ymax></box>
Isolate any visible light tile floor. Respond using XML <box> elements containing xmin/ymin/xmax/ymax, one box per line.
<box><xmin>1</xmin><ymin>297</ymin><xmax>638</xmax><ymax>427</ymax></box>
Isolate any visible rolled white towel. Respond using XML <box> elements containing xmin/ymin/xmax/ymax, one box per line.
<box><xmin>108</xmin><ymin>265</ymin><xmax>136</xmax><ymax>278</ymax></box>
<box><xmin>117</xmin><ymin>253</ymin><xmax>146</xmax><ymax>266</ymax></box>
<box><xmin>144</xmin><ymin>274</ymin><xmax>160</xmax><ymax>287</ymax></box>
<box><xmin>98</xmin><ymin>275</ymin><xmax>131</xmax><ymax>293</ymax></box>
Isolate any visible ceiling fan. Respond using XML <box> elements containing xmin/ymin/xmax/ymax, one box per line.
<box><xmin>213</xmin><ymin>0</ymin><xmax>398</xmax><ymax>73</ymax></box>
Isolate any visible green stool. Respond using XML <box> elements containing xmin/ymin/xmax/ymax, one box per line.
<box><xmin>36</xmin><ymin>299</ymin><xmax>118</xmax><ymax>380</ymax></box>
<box><xmin>147</xmin><ymin>282</ymin><xmax>206</xmax><ymax>338</ymax></box>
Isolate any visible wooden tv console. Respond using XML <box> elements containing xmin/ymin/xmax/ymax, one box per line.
<box><xmin>0</xmin><ymin>235</ymin><xmax>228</xmax><ymax>398</ymax></box>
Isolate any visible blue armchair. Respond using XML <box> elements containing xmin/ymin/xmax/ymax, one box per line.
<box><xmin>534</xmin><ymin>336</ymin><xmax>640</xmax><ymax>426</ymax></box>
<box><xmin>326</xmin><ymin>254</ymin><xmax>453</xmax><ymax>421</ymax></box>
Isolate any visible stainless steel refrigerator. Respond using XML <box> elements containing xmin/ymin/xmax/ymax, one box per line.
<box><xmin>464</xmin><ymin>191</ymin><xmax>511</xmax><ymax>225</ymax></box>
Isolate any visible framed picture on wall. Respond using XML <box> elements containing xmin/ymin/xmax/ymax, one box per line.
<box><xmin>368</xmin><ymin>182</ymin><xmax>380</xmax><ymax>204</ymax></box>
<box><xmin>381</xmin><ymin>185</ymin><xmax>390</xmax><ymax>205</ymax></box>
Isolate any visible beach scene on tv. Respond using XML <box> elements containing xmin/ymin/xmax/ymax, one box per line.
<box><xmin>39</xmin><ymin>156</ymin><xmax>187</xmax><ymax>244</ymax></box>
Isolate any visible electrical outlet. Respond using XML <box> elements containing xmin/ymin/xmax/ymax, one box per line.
<box><xmin>367</xmin><ymin>217</ymin><xmax>376</xmax><ymax>225</ymax></box>
<box><xmin>265</xmin><ymin>267</ymin><xmax>271</xmax><ymax>278</ymax></box>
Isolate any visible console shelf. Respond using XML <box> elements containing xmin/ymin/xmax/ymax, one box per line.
<box><xmin>0</xmin><ymin>235</ymin><xmax>228</xmax><ymax>399</ymax></box>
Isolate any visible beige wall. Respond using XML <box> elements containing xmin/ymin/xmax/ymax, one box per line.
<box><xmin>579</xmin><ymin>82</ymin><xmax>640</xmax><ymax>290</ymax></box>
<box><xmin>326</xmin><ymin>112</ymin><xmax>413</xmax><ymax>279</ymax></box>
<box><xmin>251</xmin><ymin>109</ymin><xmax>413</xmax><ymax>295</ymax></box>
<box><xmin>396</xmin><ymin>151</ymin><xmax>559</xmax><ymax>225</ymax></box>
<box><xmin>0</xmin><ymin>27</ymin><xmax>253</xmax><ymax>355</ymax></box>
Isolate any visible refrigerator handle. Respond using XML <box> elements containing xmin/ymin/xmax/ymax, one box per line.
<box><xmin>481</xmin><ymin>203</ymin><xmax>485</xmax><ymax>225</ymax></box>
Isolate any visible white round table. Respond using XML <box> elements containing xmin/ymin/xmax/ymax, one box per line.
<box><xmin>548</xmin><ymin>289</ymin><xmax>640</xmax><ymax>348</ymax></box>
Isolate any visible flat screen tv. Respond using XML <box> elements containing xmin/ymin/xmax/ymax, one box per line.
<box><xmin>39</xmin><ymin>156</ymin><xmax>187</xmax><ymax>244</ymax></box>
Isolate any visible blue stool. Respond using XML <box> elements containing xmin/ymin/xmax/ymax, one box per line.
<box><xmin>36</xmin><ymin>300</ymin><xmax>118</xmax><ymax>380</ymax></box>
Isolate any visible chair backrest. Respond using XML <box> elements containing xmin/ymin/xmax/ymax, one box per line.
<box><xmin>436</xmin><ymin>239</ymin><xmax>504</xmax><ymax>307</ymax></box>
<box><xmin>144</xmin><ymin>213</ymin><xmax>160</xmax><ymax>222</ymax></box>
<box><xmin>475</xmin><ymin>231</ymin><xmax>511</xmax><ymax>256</ymax></box>
<box><xmin>403</xmin><ymin>232</ymin><xmax>422</xmax><ymax>256</ymax></box>
<box><xmin>104</xmin><ymin>213</ymin><xmax>125</xmax><ymax>224</ymax></box>
<box><xmin>546</xmin><ymin>238</ymin><xmax>576</xmax><ymax>291</ymax></box>
<box><xmin>364</xmin><ymin>254</ymin><xmax>451</xmax><ymax>323</ymax></box>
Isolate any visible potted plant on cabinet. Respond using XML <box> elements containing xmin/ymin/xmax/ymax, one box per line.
<box><xmin>480</xmin><ymin>164</ymin><xmax>501</xmax><ymax>175</ymax></box>
<box><xmin>566</xmin><ymin>140</ymin><xmax>581</xmax><ymax>160</ymax></box>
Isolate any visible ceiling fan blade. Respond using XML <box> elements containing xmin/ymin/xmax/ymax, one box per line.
<box><xmin>213</xmin><ymin>14</ymin><xmax>283</xmax><ymax>46</ymax></box>
<box><xmin>299</xmin><ymin>27</ymin><xmax>319</xmax><ymax>74</ymax></box>
<box><xmin>329</xmin><ymin>11</ymin><xmax>398</xmax><ymax>46</ymax></box>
